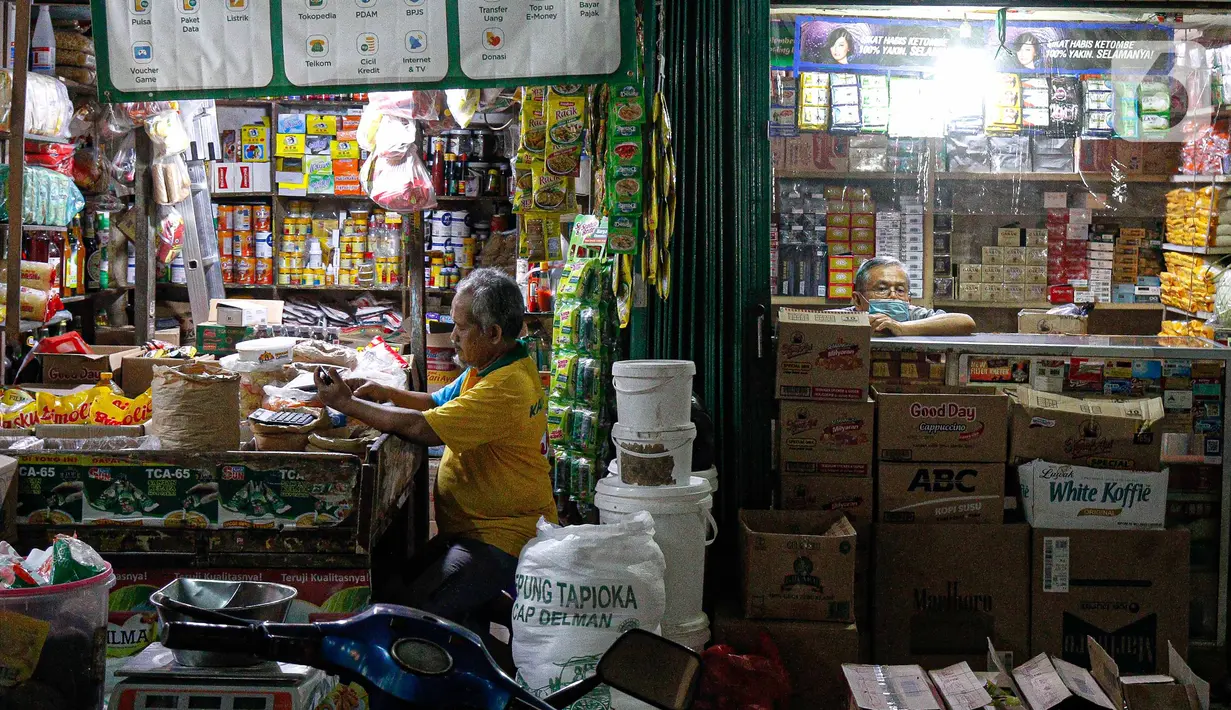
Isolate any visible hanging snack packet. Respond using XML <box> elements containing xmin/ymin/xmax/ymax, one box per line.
<box><xmin>558</xmin><ymin>258</ymin><xmax>599</xmax><ymax>302</ymax></box>
<box><xmin>1114</xmin><ymin>81</ymin><xmax>1140</xmax><ymax>139</ymax></box>
<box><xmin>554</xmin><ymin>305</ymin><xmax>580</xmax><ymax>350</ymax></box>
<box><xmin>551</xmin><ymin>353</ymin><xmax>578</xmax><ymax>399</ymax></box>
<box><xmin>512</xmin><ymin>158</ymin><xmax>535</xmax><ymax>213</ymax></box>
<box><xmin>546</xmin><ymin>88</ymin><xmax>586</xmax><ymax>177</ymax></box>
<box><xmin>531</xmin><ymin>162</ymin><xmax>571</xmax><ymax>212</ymax></box>
<box><xmin>547</xmin><ymin>400</ymin><xmax>572</xmax><ymax>445</ymax></box>
<box><xmin>520</xmin><ymin>87</ymin><xmax>547</xmax><ymax>157</ymax></box>
<box><xmin>518</xmin><ymin>213</ymin><xmax>548</xmax><ymax>260</ymax></box>
<box><xmin>608</xmin><ymin>125</ymin><xmax>643</xmax><ymax>169</ymax></box>
<box><xmin>1139</xmin><ymin>80</ymin><xmax>1171</xmax><ymax>140</ymax></box>
<box><xmin>570</xmin><ymin>407</ymin><xmax>599</xmax><ymax>453</ymax></box>
<box><xmin>610</xmin><ymin>83</ymin><xmax>646</xmax><ymax>126</ymax></box>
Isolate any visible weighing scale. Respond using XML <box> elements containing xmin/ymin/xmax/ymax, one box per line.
<box><xmin>108</xmin><ymin>643</ymin><xmax>335</xmax><ymax>710</ymax></box>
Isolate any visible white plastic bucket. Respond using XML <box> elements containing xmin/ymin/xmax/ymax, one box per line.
<box><xmin>612</xmin><ymin>359</ymin><xmax>696</xmax><ymax>430</ymax></box>
<box><xmin>662</xmin><ymin>612</ymin><xmax>710</xmax><ymax>652</ymax></box>
<box><xmin>595</xmin><ymin>476</ymin><xmax>716</xmax><ymax>627</ymax></box>
<box><xmin>607</xmin><ymin>460</ymin><xmax>718</xmax><ymax>496</ymax></box>
<box><xmin>612</xmin><ymin>423</ymin><xmax>696</xmax><ymax>487</ymax></box>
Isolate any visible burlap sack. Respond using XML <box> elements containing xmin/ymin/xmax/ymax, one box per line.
<box><xmin>151</xmin><ymin>362</ymin><xmax>241</xmax><ymax>451</ymax></box>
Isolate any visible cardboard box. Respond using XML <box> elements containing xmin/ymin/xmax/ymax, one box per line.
<box><xmin>780</xmin><ymin>475</ymin><xmax>873</xmax><ymax>528</ymax></box>
<box><xmin>1017</xmin><ymin>459</ymin><xmax>1167</xmax><ymax>530</ymax></box>
<box><xmin>928</xmin><ymin>662</ymin><xmax>996</xmax><ymax>709</ymax></box>
<box><xmin>1088</xmin><ymin>637</ymin><xmax>1207</xmax><ymax>710</ymax></box>
<box><xmin>208</xmin><ymin>299</ymin><xmax>284</xmax><ymax>324</ymax></box>
<box><xmin>776</xmin><ymin>309</ymin><xmax>871</xmax><ymax>402</ymax></box>
<box><xmin>712</xmin><ymin>606</ymin><xmax>861</xmax><ymax>710</ymax></box>
<box><xmin>741</xmin><ymin>509</ymin><xmax>857</xmax><ymax>622</ymax></box>
<box><xmin>874</xmin><ymin>524</ymin><xmax>1030</xmax><ymax>670</ymax></box>
<box><xmin>874</xmin><ymin>387</ymin><xmax>1010</xmax><ymax>463</ymax></box>
<box><xmin>778</xmin><ymin>399</ymin><xmax>874</xmax><ymax>476</ymax></box>
<box><xmin>216</xmin><ymin>302</ymin><xmax>269</xmax><ymax>327</ymax></box>
<box><xmin>1018</xmin><ymin>310</ymin><xmax>1088</xmax><ymax>335</ymax></box>
<box><xmin>1031</xmin><ymin>528</ymin><xmax>1190</xmax><ymax>674</ymax></box>
<box><xmin>196</xmin><ymin>323</ymin><xmax>256</xmax><ymax>357</ymax></box>
<box><xmin>120</xmin><ymin>356</ymin><xmax>199</xmax><ymax>398</ymax></box>
<box><xmin>1008</xmin><ymin>387</ymin><xmax>1164</xmax><ymax>470</ymax></box>
<box><xmin>40</xmin><ymin>346</ymin><xmax>141</xmax><ymax>386</ymax></box>
<box><xmin>878</xmin><ymin>462</ymin><xmax>1005</xmax><ymax>524</ymax></box>
<box><xmin>842</xmin><ymin>665</ymin><xmax>943</xmax><ymax>709</ymax></box>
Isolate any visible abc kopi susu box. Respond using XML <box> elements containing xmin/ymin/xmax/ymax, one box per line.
<box><xmin>776</xmin><ymin>309</ymin><xmax>871</xmax><ymax>402</ymax></box>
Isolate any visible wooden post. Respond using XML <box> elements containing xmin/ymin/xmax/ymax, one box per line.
<box><xmin>133</xmin><ymin>125</ymin><xmax>155</xmax><ymax>342</ymax></box>
<box><xmin>4</xmin><ymin>0</ymin><xmax>30</xmax><ymax>366</ymax></box>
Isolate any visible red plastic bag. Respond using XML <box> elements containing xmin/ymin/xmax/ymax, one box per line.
<box><xmin>25</xmin><ymin>141</ymin><xmax>75</xmax><ymax>176</ymax></box>
<box><xmin>36</xmin><ymin>331</ymin><xmax>92</xmax><ymax>355</ymax></box>
<box><xmin>694</xmin><ymin>635</ymin><xmax>792</xmax><ymax>710</ymax></box>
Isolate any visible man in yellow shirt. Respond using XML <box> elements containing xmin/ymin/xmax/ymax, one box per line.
<box><xmin>316</xmin><ymin>268</ymin><xmax>556</xmax><ymax>638</ymax></box>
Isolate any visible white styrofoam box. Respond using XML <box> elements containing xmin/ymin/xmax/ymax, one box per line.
<box><xmin>212</xmin><ymin>162</ymin><xmax>236</xmax><ymax>193</ymax></box>
<box><xmin>1069</xmin><ymin>208</ymin><xmax>1092</xmax><ymax>224</ymax></box>
<box><xmin>1065</xmin><ymin>224</ymin><xmax>1090</xmax><ymax>240</ymax></box>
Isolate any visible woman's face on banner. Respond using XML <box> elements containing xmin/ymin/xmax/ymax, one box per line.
<box><xmin>832</xmin><ymin>34</ymin><xmax>851</xmax><ymax>63</ymax></box>
<box><xmin>1017</xmin><ymin>40</ymin><xmax>1037</xmax><ymax>67</ymax></box>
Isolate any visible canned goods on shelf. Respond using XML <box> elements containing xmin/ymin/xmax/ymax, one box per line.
<box><xmin>221</xmin><ymin>255</ymin><xmax>235</xmax><ymax>283</ymax></box>
<box><xmin>255</xmin><ymin>258</ymin><xmax>274</xmax><ymax>285</ymax></box>
<box><xmin>254</xmin><ymin>205</ymin><xmax>272</xmax><ymax>231</ymax></box>
<box><xmin>235</xmin><ymin>257</ymin><xmax>255</xmax><ymax>285</ymax></box>
<box><xmin>234</xmin><ymin>231</ymin><xmax>255</xmax><ymax>257</ymax></box>
<box><xmin>234</xmin><ymin>205</ymin><xmax>252</xmax><ymax>232</ymax></box>
<box><xmin>216</xmin><ymin>204</ymin><xmax>235</xmax><ymax>231</ymax></box>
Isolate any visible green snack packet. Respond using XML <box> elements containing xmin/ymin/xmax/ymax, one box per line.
<box><xmin>50</xmin><ymin>535</ymin><xmax>106</xmax><ymax>584</ymax></box>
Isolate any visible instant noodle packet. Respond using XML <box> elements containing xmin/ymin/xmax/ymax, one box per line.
<box><xmin>546</xmin><ymin>88</ymin><xmax>585</xmax><ymax>177</ymax></box>
<box><xmin>520</xmin><ymin>86</ymin><xmax>547</xmax><ymax>157</ymax></box>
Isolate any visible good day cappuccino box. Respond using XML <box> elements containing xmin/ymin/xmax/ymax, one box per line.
<box><xmin>875</xmin><ymin>387</ymin><xmax>1010</xmax><ymax>463</ymax></box>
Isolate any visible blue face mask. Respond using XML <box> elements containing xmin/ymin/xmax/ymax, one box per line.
<box><xmin>867</xmin><ymin>299</ymin><xmax>912</xmax><ymax>322</ymax></box>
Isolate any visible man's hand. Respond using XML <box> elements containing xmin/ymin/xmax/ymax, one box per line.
<box><xmin>868</xmin><ymin>314</ymin><xmax>910</xmax><ymax>337</ymax></box>
<box><xmin>350</xmin><ymin>379</ymin><xmax>394</xmax><ymax>403</ymax></box>
<box><xmin>315</xmin><ymin>368</ymin><xmax>355</xmax><ymax>412</ymax></box>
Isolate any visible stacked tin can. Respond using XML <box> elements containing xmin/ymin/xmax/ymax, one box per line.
<box><xmin>279</xmin><ymin>200</ymin><xmax>312</xmax><ymax>286</ymax></box>
<box><xmin>338</xmin><ymin>210</ymin><xmax>370</xmax><ymax>287</ymax></box>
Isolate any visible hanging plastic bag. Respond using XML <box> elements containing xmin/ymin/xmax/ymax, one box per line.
<box><xmin>99</xmin><ymin>104</ymin><xmax>134</xmax><ymax>141</ymax></box>
<box><xmin>361</xmin><ymin>151</ymin><xmax>436</xmax><ymax>213</ymax></box>
<box><xmin>350</xmin><ymin>336</ymin><xmax>410</xmax><ymax>391</ymax></box>
<box><xmin>68</xmin><ymin>99</ymin><xmax>102</xmax><ymax>139</ymax></box>
<box><xmin>124</xmin><ymin>102</ymin><xmax>174</xmax><ymax>125</ymax></box>
<box><xmin>72</xmin><ymin>144</ymin><xmax>107</xmax><ymax>194</ymax></box>
<box><xmin>152</xmin><ymin>154</ymin><xmax>191</xmax><ymax>204</ymax></box>
<box><xmin>145</xmin><ymin>110</ymin><xmax>191</xmax><ymax>158</ymax></box>
<box><xmin>357</xmin><ymin>108</ymin><xmax>382</xmax><ymax>153</ymax></box>
<box><xmin>373</xmin><ymin>114</ymin><xmax>417</xmax><ymax>162</ymax></box>
<box><xmin>368</xmin><ymin>90</ymin><xmax>444</xmax><ymax>121</ymax></box>
<box><xmin>108</xmin><ymin>131</ymin><xmax>137</xmax><ymax>185</ymax></box>
<box><xmin>156</xmin><ymin>205</ymin><xmax>186</xmax><ymax>264</ymax></box>
<box><xmin>446</xmin><ymin>89</ymin><xmax>480</xmax><ymax>128</ymax></box>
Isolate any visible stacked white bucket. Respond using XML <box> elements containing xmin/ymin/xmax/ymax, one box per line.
<box><xmin>595</xmin><ymin>360</ymin><xmax>716</xmax><ymax>652</ymax></box>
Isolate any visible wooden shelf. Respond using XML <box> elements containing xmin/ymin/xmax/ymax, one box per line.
<box><xmin>62</xmin><ymin>288</ymin><xmax>132</xmax><ymax>305</ymax></box>
<box><xmin>1170</xmin><ymin>174</ymin><xmax>1231</xmax><ymax>184</ymax></box>
<box><xmin>0</xmin><ymin>223</ymin><xmax>68</xmax><ymax>232</ymax></box>
<box><xmin>1165</xmin><ymin>304</ymin><xmax>1215</xmax><ymax>321</ymax></box>
<box><xmin>1162</xmin><ymin>244</ymin><xmax>1231</xmax><ymax>255</ymax></box>
<box><xmin>777</xmin><ymin>170</ymin><xmax>1173</xmax><ymax>183</ymax></box>
<box><xmin>933</xmin><ymin>300</ymin><xmax>1053</xmax><ymax>310</ymax></box>
<box><xmin>771</xmin><ymin>295</ymin><xmax>848</xmax><ymax>306</ymax></box>
<box><xmin>213</xmin><ymin>192</ymin><xmax>276</xmax><ymax>199</ymax></box>
<box><xmin>937</xmin><ymin>172</ymin><xmax>1172</xmax><ymax>183</ymax></box>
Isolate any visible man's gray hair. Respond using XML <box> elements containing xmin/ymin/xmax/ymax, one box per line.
<box><xmin>854</xmin><ymin>255</ymin><xmax>907</xmax><ymax>294</ymax></box>
<box><xmin>457</xmin><ymin>268</ymin><xmax>524</xmax><ymax>341</ymax></box>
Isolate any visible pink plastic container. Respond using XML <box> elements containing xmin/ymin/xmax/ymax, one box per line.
<box><xmin>0</xmin><ymin>563</ymin><xmax>115</xmax><ymax>709</ymax></box>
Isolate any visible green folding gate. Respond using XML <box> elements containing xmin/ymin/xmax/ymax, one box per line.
<box><xmin>632</xmin><ymin>0</ymin><xmax>773</xmax><ymax>543</ymax></box>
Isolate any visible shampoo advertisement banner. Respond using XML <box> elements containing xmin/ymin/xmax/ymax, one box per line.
<box><xmin>794</xmin><ymin>17</ymin><xmax>1174</xmax><ymax>75</ymax></box>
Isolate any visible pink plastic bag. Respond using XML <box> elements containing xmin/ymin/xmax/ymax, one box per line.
<box><xmin>361</xmin><ymin>151</ymin><xmax>437</xmax><ymax>212</ymax></box>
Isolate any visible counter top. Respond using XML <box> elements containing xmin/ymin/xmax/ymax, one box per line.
<box><xmin>870</xmin><ymin>333</ymin><xmax>1231</xmax><ymax>360</ymax></box>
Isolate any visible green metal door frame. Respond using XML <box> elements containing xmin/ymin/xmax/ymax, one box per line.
<box><xmin>629</xmin><ymin>0</ymin><xmax>774</xmax><ymax>550</ymax></box>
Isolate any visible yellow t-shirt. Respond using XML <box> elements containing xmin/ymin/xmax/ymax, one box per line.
<box><xmin>422</xmin><ymin>344</ymin><xmax>557</xmax><ymax>557</ymax></box>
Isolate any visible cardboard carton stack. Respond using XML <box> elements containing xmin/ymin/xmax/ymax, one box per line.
<box><xmin>1008</xmin><ymin>386</ymin><xmax>1190</xmax><ymax>672</ymax></box>
<box><xmin>719</xmin><ymin>308</ymin><xmax>873</xmax><ymax>709</ymax></box>
<box><xmin>871</xmin><ymin>386</ymin><xmax>1030</xmax><ymax>670</ymax></box>
<box><xmin>776</xmin><ymin>308</ymin><xmax>874</xmax><ymax>562</ymax></box>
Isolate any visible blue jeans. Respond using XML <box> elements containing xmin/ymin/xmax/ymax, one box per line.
<box><xmin>398</xmin><ymin>536</ymin><xmax>519</xmax><ymax>638</ymax></box>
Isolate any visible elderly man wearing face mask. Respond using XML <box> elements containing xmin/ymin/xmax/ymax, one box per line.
<box><xmin>841</xmin><ymin>256</ymin><xmax>976</xmax><ymax>337</ymax></box>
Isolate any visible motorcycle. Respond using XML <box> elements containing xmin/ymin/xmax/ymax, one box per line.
<box><xmin>162</xmin><ymin>603</ymin><xmax>702</xmax><ymax>710</ymax></box>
